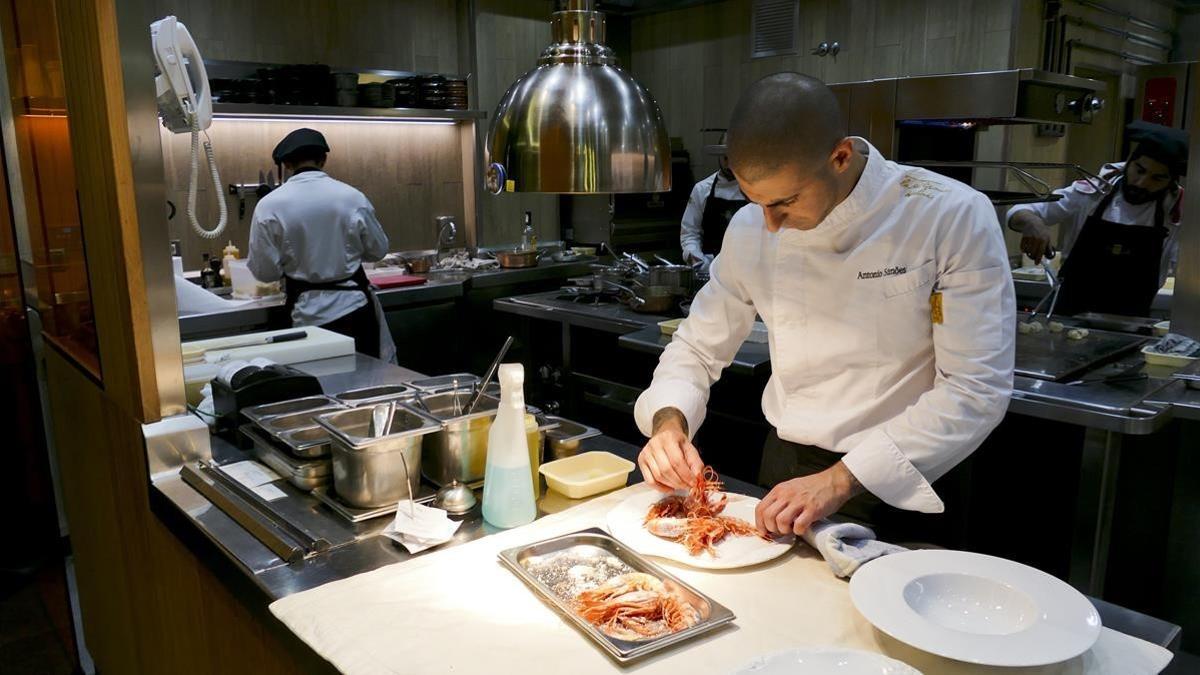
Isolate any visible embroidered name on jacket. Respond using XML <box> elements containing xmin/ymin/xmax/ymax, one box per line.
<box><xmin>857</xmin><ymin>265</ymin><xmax>908</xmax><ymax>280</ymax></box>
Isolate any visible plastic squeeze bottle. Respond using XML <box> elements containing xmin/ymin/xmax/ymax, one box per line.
<box><xmin>482</xmin><ymin>363</ymin><xmax>537</xmax><ymax>528</ymax></box>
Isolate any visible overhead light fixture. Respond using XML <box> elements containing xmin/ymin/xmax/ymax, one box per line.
<box><xmin>485</xmin><ymin>0</ymin><xmax>671</xmax><ymax>194</ymax></box>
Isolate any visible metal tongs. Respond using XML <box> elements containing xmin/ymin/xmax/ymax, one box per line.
<box><xmin>466</xmin><ymin>335</ymin><xmax>514</xmax><ymax>414</ymax></box>
<box><xmin>372</xmin><ymin>401</ymin><xmax>415</xmax><ymax>518</ymax></box>
<box><xmin>1028</xmin><ymin>248</ymin><xmax>1061</xmax><ymax>323</ymax></box>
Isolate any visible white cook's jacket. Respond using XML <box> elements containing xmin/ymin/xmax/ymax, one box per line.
<box><xmin>635</xmin><ymin>138</ymin><xmax>1016</xmax><ymax>513</ymax></box>
<box><xmin>680</xmin><ymin>171</ymin><xmax>747</xmax><ymax>263</ymax></box>
<box><xmin>247</xmin><ymin>171</ymin><xmax>396</xmax><ymax>362</ymax></box>
<box><xmin>1007</xmin><ymin>162</ymin><xmax>1183</xmax><ymax>286</ymax></box>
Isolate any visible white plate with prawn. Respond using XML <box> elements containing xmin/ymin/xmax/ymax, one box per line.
<box><xmin>606</xmin><ymin>468</ymin><xmax>795</xmax><ymax>570</ymax></box>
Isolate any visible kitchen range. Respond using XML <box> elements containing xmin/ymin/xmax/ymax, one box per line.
<box><xmin>5</xmin><ymin>0</ymin><xmax>1198</xmax><ymax>674</ymax></box>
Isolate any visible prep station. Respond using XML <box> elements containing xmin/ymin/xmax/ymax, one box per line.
<box><xmin>5</xmin><ymin>0</ymin><xmax>1200</xmax><ymax>673</ymax></box>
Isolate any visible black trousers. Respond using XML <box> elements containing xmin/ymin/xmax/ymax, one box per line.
<box><xmin>318</xmin><ymin>303</ymin><xmax>380</xmax><ymax>359</ymax></box>
<box><xmin>758</xmin><ymin>430</ymin><xmax>943</xmax><ymax>544</ymax></box>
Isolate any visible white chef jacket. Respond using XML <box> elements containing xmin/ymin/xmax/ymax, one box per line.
<box><xmin>1007</xmin><ymin>162</ymin><xmax>1183</xmax><ymax>285</ymax></box>
<box><xmin>635</xmin><ymin>138</ymin><xmax>1016</xmax><ymax>513</ymax></box>
<box><xmin>680</xmin><ymin>171</ymin><xmax>747</xmax><ymax>263</ymax></box>
<box><xmin>248</xmin><ymin>171</ymin><xmax>389</xmax><ymax>325</ymax></box>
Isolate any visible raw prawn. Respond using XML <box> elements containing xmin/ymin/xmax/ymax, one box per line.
<box><xmin>573</xmin><ymin>572</ymin><xmax>700</xmax><ymax>640</ymax></box>
<box><xmin>643</xmin><ymin>465</ymin><xmax>767</xmax><ymax>556</ymax></box>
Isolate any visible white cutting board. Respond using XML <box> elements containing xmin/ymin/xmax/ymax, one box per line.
<box><xmin>182</xmin><ymin>327</ymin><xmax>354</xmax><ymax>399</ymax></box>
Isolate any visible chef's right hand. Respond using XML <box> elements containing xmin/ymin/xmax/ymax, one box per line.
<box><xmin>1020</xmin><ymin>220</ymin><xmax>1054</xmax><ymax>263</ymax></box>
<box><xmin>639</xmin><ymin>407</ymin><xmax>704</xmax><ymax>492</ymax></box>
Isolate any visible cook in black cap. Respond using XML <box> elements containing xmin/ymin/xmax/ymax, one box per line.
<box><xmin>1006</xmin><ymin>120</ymin><xmax>1188</xmax><ymax>317</ymax></box>
<box><xmin>247</xmin><ymin>128</ymin><xmax>397</xmax><ymax>362</ymax></box>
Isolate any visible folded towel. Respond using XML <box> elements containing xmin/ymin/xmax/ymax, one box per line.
<box><xmin>802</xmin><ymin>520</ymin><xmax>908</xmax><ymax>578</ymax></box>
<box><xmin>380</xmin><ymin>501</ymin><xmax>462</xmax><ymax>554</ymax></box>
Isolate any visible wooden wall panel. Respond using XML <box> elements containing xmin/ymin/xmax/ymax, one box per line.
<box><xmin>473</xmin><ymin>0</ymin><xmax>560</xmax><ymax>247</ymax></box>
<box><xmin>160</xmin><ymin>120</ymin><xmax>465</xmax><ymax>268</ymax></box>
<box><xmin>630</xmin><ymin>0</ymin><xmax>1017</xmax><ymax>180</ymax></box>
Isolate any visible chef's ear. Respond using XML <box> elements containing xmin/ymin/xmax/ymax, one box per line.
<box><xmin>828</xmin><ymin>137</ymin><xmax>855</xmax><ymax>174</ymax></box>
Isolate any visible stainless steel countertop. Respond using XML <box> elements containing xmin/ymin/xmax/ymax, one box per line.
<box><xmin>497</xmin><ymin>292</ymin><xmax>1180</xmax><ymax>435</ymax></box>
<box><xmin>150</xmin><ymin>353</ymin><xmax>646</xmax><ymax>600</ymax></box>
<box><xmin>619</xmin><ymin>324</ymin><xmax>771</xmax><ymax>376</ymax></box>
<box><xmin>179</xmin><ymin>260</ymin><xmax>596</xmax><ymax>340</ymax></box>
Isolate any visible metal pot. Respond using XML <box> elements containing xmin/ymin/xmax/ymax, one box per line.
<box><xmin>403</xmin><ymin>254</ymin><xmax>435</xmax><ymax>274</ymax></box>
<box><xmin>494</xmin><ymin>249</ymin><xmax>543</xmax><ymax>269</ymax></box>
<box><xmin>607</xmin><ymin>281</ymin><xmax>678</xmax><ymax>314</ymax></box>
<box><xmin>315</xmin><ymin>406</ymin><xmax>440</xmax><ymax>508</ymax></box>
<box><xmin>647</xmin><ymin>264</ymin><xmax>695</xmax><ymax>296</ymax></box>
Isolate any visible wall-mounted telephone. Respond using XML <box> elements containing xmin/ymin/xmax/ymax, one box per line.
<box><xmin>151</xmin><ymin>16</ymin><xmax>227</xmax><ymax>240</ymax></box>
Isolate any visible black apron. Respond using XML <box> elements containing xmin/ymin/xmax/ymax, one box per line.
<box><xmin>700</xmin><ymin>174</ymin><xmax>751</xmax><ymax>255</ymax></box>
<box><xmin>1054</xmin><ymin>178</ymin><xmax>1168</xmax><ymax>318</ymax></box>
<box><xmin>283</xmin><ymin>265</ymin><xmax>381</xmax><ymax>358</ymax></box>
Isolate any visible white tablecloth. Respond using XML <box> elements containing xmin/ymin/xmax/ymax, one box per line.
<box><xmin>270</xmin><ymin>484</ymin><xmax>1173</xmax><ymax>675</ymax></box>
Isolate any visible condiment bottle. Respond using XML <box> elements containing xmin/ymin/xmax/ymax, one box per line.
<box><xmin>520</xmin><ymin>211</ymin><xmax>536</xmax><ymax>252</ymax></box>
<box><xmin>482</xmin><ymin>363</ymin><xmax>537</xmax><ymax>528</ymax></box>
<box><xmin>221</xmin><ymin>240</ymin><xmax>240</xmax><ymax>282</ymax></box>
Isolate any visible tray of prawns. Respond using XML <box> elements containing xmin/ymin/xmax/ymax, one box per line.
<box><xmin>497</xmin><ymin>528</ymin><xmax>735</xmax><ymax>663</ymax></box>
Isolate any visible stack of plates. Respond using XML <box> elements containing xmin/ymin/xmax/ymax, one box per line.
<box><xmin>389</xmin><ymin>76</ymin><xmax>419</xmax><ymax>108</ymax></box>
<box><xmin>357</xmin><ymin>82</ymin><xmax>383</xmax><ymax>107</ymax></box>
<box><xmin>849</xmin><ymin>549</ymin><xmax>1102</xmax><ymax>667</ymax></box>
<box><xmin>419</xmin><ymin>75</ymin><xmax>447</xmax><ymax>109</ymax></box>
<box><xmin>445</xmin><ymin>77</ymin><xmax>468</xmax><ymax>110</ymax></box>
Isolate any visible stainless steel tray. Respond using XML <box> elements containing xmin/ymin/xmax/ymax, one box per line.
<box><xmin>1015</xmin><ymin>316</ymin><xmax>1150</xmax><ymax>382</ymax></box>
<box><xmin>498</xmin><ymin>528</ymin><xmax>735</xmax><ymax>663</ymax></box>
<box><xmin>409</xmin><ymin>373</ymin><xmax>480</xmax><ymax>392</ymax></box>
<box><xmin>276</xmin><ymin>425</ymin><xmax>332</xmax><ymax>458</ymax></box>
<box><xmin>333</xmin><ymin>384</ymin><xmax>416</xmax><ymax>406</ymax></box>
<box><xmin>241</xmin><ymin>395</ymin><xmax>340</xmax><ymax>426</ymax></box>
<box><xmin>309</xmin><ymin>482</ymin><xmax>444</xmax><ymax>523</ymax></box>
<box><xmin>258</xmin><ymin>406</ymin><xmax>345</xmax><ymax>437</ymax></box>
<box><xmin>241</xmin><ymin>424</ymin><xmax>331</xmax><ymax>491</ymax></box>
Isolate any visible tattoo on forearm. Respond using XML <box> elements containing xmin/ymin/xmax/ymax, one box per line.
<box><xmin>652</xmin><ymin>407</ymin><xmax>688</xmax><ymax>436</ymax></box>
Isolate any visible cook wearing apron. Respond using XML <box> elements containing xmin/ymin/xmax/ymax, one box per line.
<box><xmin>247</xmin><ymin>128</ymin><xmax>397</xmax><ymax>363</ymax></box>
<box><xmin>635</xmin><ymin>74</ymin><xmax>1015</xmax><ymax>541</ymax></box>
<box><xmin>1008</xmin><ymin>120</ymin><xmax>1187</xmax><ymax>318</ymax></box>
<box><xmin>680</xmin><ymin>133</ymin><xmax>750</xmax><ymax>272</ymax></box>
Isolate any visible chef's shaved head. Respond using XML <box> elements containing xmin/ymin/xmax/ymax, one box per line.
<box><xmin>726</xmin><ymin>73</ymin><xmax>845</xmax><ymax>180</ymax></box>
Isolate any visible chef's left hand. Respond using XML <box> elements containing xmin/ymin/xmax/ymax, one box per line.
<box><xmin>755</xmin><ymin>462</ymin><xmax>863</xmax><ymax>536</ymax></box>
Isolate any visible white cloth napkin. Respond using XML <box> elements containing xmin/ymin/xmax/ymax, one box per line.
<box><xmin>802</xmin><ymin>519</ymin><xmax>908</xmax><ymax>578</ymax></box>
<box><xmin>380</xmin><ymin>500</ymin><xmax>462</xmax><ymax>554</ymax></box>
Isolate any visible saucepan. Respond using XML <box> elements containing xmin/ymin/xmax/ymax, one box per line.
<box><xmin>605</xmin><ymin>280</ymin><xmax>678</xmax><ymax>314</ymax></box>
<box><xmin>647</xmin><ymin>264</ymin><xmax>695</xmax><ymax>296</ymax></box>
<box><xmin>491</xmin><ymin>249</ymin><xmax>544</xmax><ymax>269</ymax></box>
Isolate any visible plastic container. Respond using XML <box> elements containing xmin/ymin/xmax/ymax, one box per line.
<box><xmin>539</xmin><ymin>451</ymin><xmax>635</xmax><ymax>499</ymax></box>
<box><xmin>1153</xmin><ymin>321</ymin><xmax>1171</xmax><ymax>337</ymax></box>
<box><xmin>481</xmin><ymin>364</ymin><xmax>537</xmax><ymax>528</ymax></box>
<box><xmin>1142</xmin><ymin>345</ymin><xmax>1198</xmax><ymax>368</ymax></box>
<box><xmin>658</xmin><ymin>318</ymin><xmax>683</xmax><ymax>336</ymax></box>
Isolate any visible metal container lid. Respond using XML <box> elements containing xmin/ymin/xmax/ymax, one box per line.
<box><xmin>315</xmin><ymin>405</ymin><xmax>440</xmax><ymax>449</ymax></box>
<box><xmin>333</xmin><ymin>383</ymin><xmax>416</xmax><ymax>407</ymax></box>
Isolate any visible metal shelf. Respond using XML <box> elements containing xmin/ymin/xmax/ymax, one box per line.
<box><xmin>212</xmin><ymin>102</ymin><xmax>486</xmax><ymax>122</ymax></box>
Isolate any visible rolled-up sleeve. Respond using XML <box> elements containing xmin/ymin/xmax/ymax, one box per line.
<box><xmin>634</xmin><ymin>247</ymin><xmax>757</xmax><ymax>438</ymax></box>
<box><xmin>841</xmin><ymin>192</ymin><xmax>1015</xmax><ymax>512</ymax></box>
<box><xmin>357</xmin><ymin>202</ymin><xmax>389</xmax><ymax>262</ymax></box>
<box><xmin>680</xmin><ymin>180</ymin><xmax>708</xmax><ymax>263</ymax></box>
<box><xmin>247</xmin><ymin>214</ymin><xmax>283</xmax><ymax>282</ymax></box>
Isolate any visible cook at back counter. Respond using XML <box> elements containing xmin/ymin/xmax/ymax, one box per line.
<box><xmin>1007</xmin><ymin>120</ymin><xmax>1188</xmax><ymax>318</ymax></box>
<box><xmin>246</xmin><ymin>128</ymin><xmax>397</xmax><ymax>363</ymax></box>
<box><xmin>634</xmin><ymin>73</ymin><xmax>1016</xmax><ymax>542</ymax></box>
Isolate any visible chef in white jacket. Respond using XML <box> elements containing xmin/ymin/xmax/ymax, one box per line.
<box><xmin>634</xmin><ymin>73</ymin><xmax>1015</xmax><ymax>538</ymax></box>
<box><xmin>248</xmin><ymin>128</ymin><xmax>397</xmax><ymax>362</ymax></box>
<box><xmin>680</xmin><ymin>132</ymin><xmax>750</xmax><ymax>272</ymax></box>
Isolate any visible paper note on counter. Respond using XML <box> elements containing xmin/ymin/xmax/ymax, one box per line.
<box><xmin>222</xmin><ymin>460</ymin><xmax>283</xmax><ymax>489</ymax></box>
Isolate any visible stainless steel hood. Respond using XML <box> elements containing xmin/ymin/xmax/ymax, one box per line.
<box><xmin>484</xmin><ymin>0</ymin><xmax>671</xmax><ymax>194</ymax></box>
<box><xmin>893</xmin><ymin>69</ymin><xmax>1107</xmax><ymax>124</ymax></box>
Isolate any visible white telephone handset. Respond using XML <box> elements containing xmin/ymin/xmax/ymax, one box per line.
<box><xmin>151</xmin><ymin>16</ymin><xmax>227</xmax><ymax>239</ymax></box>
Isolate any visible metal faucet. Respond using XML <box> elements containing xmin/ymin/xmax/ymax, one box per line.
<box><xmin>435</xmin><ymin>216</ymin><xmax>458</xmax><ymax>259</ymax></box>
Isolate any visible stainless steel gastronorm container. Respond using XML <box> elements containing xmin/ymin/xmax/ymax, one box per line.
<box><xmin>333</xmin><ymin>384</ymin><xmax>416</xmax><ymax>407</ymax></box>
<box><xmin>241</xmin><ymin>395</ymin><xmax>341</xmax><ymax>427</ymax></box>
<box><xmin>543</xmin><ymin>416</ymin><xmax>602</xmax><ymax>460</ymax></box>
<box><xmin>315</xmin><ymin>406</ymin><xmax>441</xmax><ymax>508</ymax></box>
<box><xmin>410</xmin><ymin>391</ymin><xmax>501</xmax><ymax>487</ymax></box>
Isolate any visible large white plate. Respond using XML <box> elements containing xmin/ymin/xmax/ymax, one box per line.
<box><xmin>733</xmin><ymin>647</ymin><xmax>923</xmax><ymax>674</ymax></box>
<box><xmin>605</xmin><ymin>489</ymin><xmax>795</xmax><ymax>570</ymax></box>
<box><xmin>850</xmin><ymin>549</ymin><xmax>1101</xmax><ymax>667</ymax></box>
